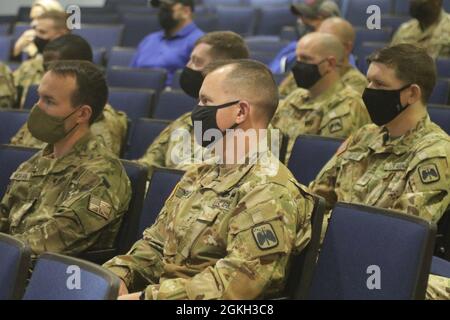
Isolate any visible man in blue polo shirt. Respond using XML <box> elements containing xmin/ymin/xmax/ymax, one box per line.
<box><xmin>130</xmin><ymin>0</ymin><xmax>204</xmax><ymax>86</ymax></box>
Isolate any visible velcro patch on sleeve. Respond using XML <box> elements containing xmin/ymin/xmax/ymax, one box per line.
<box><xmin>88</xmin><ymin>195</ymin><xmax>112</xmax><ymax>220</ymax></box>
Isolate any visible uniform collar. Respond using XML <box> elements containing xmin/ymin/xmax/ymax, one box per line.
<box><xmin>368</xmin><ymin>115</ymin><xmax>431</xmax><ymax>155</ymax></box>
<box><xmin>41</xmin><ymin>132</ymin><xmax>95</xmax><ymax>173</ymax></box>
<box><xmin>199</xmin><ymin>142</ymin><xmax>272</xmax><ymax>194</ymax></box>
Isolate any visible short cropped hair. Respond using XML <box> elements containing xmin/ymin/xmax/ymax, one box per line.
<box><xmin>204</xmin><ymin>59</ymin><xmax>279</xmax><ymax>123</ymax></box>
<box><xmin>46</xmin><ymin>60</ymin><xmax>108</xmax><ymax>124</ymax></box>
<box><xmin>368</xmin><ymin>44</ymin><xmax>437</xmax><ymax>103</ymax></box>
<box><xmin>195</xmin><ymin>31</ymin><xmax>250</xmax><ymax>60</ymax></box>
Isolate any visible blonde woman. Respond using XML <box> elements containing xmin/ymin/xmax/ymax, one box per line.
<box><xmin>13</xmin><ymin>0</ymin><xmax>64</xmax><ymax>58</ymax></box>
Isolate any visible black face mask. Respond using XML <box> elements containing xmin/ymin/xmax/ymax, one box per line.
<box><xmin>179</xmin><ymin>67</ymin><xmax>203</xmax><ymax>98</ymax></box>
<box><xmin>292</xmin><ymin>60</ymin><xmax>326</xmax><ymax>89</ymax></box>
<box><xmin>362</xmin><ymin>84</ymin><xmax>412</xmax><ymax>126</ymax></box>
<box><xmin>34</xmin><ymin>36</ymin><xmax>49</xmax><ymax>54</ymax></box>
<box><xmin>409</xmin><ymin>0</ymin><xmax>437</xmax><ymax>21</ymax></box>
<box><xmin>159</xmin><ymin>6</ymin><xmax>179</xmax><ymax>32</ymax></box>
<box><xmin>191</xmin><ymin>100</ymin><xmax>240</xmax><ymax>148</ymax></box>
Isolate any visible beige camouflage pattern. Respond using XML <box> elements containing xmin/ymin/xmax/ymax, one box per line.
<box><xmin>310</xmin><ymin>116</ymin><xmax>450</xmax><ymax>300</ymax></box>
<box><xmin>104</xmin><ymin>151</ymin><xmax>314</xmax><ymax>300</ymax></box>
<box><xmin>0</xmin><ymin>63</ymin><xmax>16</xmax><ymax>109</ymax></box>
<box><xmin>135</xmin><ymin>112</ymin><xmax>201</xmax><ymax>177</ymax></box>
<box><xmin>13</xmin><ymin>55</ymin><xmax>44</xmax><ymax>109</ymax></box>
<box><xmin>340</xmin><ymin>65</ymin><xmax>368</xmax><ymax>94</ymax></box>
<box><xmin>391</xmin><ymin>10</ymin><xmax>450</xmax><ymax>59</ymax></box>
<box><xmin>272</xmin><ymin>81</ymin><xmax>371</xmax><ymax>163</ymax></box>
<box><xmin>278</xmin><ymin>73</ymin><xmax>298</xmax><ymax>98</ymax></box>
<box><xmin>10</xmin><ymin>104</ymin><xmax>128</xmax><ymax>156</ymax></box>
<box><xmin>427</xmin><ymin>274</ymin><xmax>450</xmax><ymax>300</ymax></box>
<box><xmin>0</xmin><ymin>133</ymin><xmax>132</xmax><ymax>257</ymax></box>
<box><xmin>278</xmin><ymin>65</ymin><xmax>368</xmax><ymax>98</ymax></box>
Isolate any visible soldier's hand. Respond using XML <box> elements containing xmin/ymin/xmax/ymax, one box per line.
<box><xmin>118</xmin><ymin>279</ymin><xmax>129</xmax><ymax>296</ymax></box>
<box><xmin>118</xmin><ymin>292</ymin><xmax>141</xmax><ymax>300</ymax></box>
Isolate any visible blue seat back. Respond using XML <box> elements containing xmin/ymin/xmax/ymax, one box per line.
<box><xmin>153</xmin><ymin>90</ymin><xmax>196</xmax><ymax>120</ymax></box>
<box><xmin>23</xmin><ymin>252</ymin><xmax>120</xmax><ymax>300</ymax></box>
<box><xmin>287</xmin><ymin>135</ymin><xmax>343</xmax><ymax>185</ymax></box>
<box><xmin>308</xmin><ymin>203</ymin><xmax>436</xmax><ymax>300</ymax></box>
<box><xmin>0</xmin><ymin>110</ymin><xmax>30</xmax><ymax>145</ymax></box>
<box><xmin>0</xmin><ymin>233</ymin><xmax>31</xmax><ymax>300</ymax></box>
<box><xmin>125</xmin><ymin>118</ymin><xmax>170</xmax><ymax>160</ymax></box>
<box><xmin>137</xmin><ymin>168</ymin><xmax>184</xmax><ymax>240</ymax></box>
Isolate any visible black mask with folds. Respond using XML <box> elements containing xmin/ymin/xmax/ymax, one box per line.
<box><xmin>159</xmin><ymin>5</ymin><xmax>179</xmax><ymax>32</ymax></box>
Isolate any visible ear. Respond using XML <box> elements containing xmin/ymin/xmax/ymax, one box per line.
<box><xmin>235</xmin><ymin>101</ymin><xmax>251</xmax><ymax>125</ymax></box>
<box><xmin>405</xmin><ymin>84</ymin><xmax>422</xmax><ymax>105</ymax></box>
<box><xmin>325</xmin><ymin>56</ymin><xmax>337</xmax><ymax>70</ymax></box>
<box><xmin>344</xmin><ymin>41</ymin><xmax>354</xmax><ymax>55</ymax></box>
<box><xmin>78</xmin><ymin>105</ymin><xmax>93</xmax><ymax>124</ymax></box>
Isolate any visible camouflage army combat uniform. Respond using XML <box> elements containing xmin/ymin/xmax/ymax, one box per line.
<box><xmin>10</xmin><ymin>104</ymin><xmax>128</xmax><ymax>156</ymax></box>
<box><xmin>340</xmin><ymin>65</ymin><xmax>368</xmax><ymax>94</ymax></box>
<box><xmin>135</xmin><ymin>112</ymin><xmax>202</xmax><ymax>177</ymax></box>
<box><xmin>13</xmin><ymin>55</ymin><xmax>44</xmax><ymax>109</ymax></box>
<box><xmin>272</xmin><ymin>81</ymin><xmax>371</xmax><ymax>163</ymax></box>
<box><xmin>278</xmin><ymin>65</ymin><xmax>368</xmax><ymax>98</ymax></box>
<box><xmin>391</xmin><ymin>10</ymin><xmax>450</xmax><ymax>59</ymax></box>
<box><xmin>104</xmin><ymin>151</ymin><xmax>314</xmax><ymax>300</ymax></box>
<box><xmin>0</xmin><ymin>133</ymin><xmax>132</xmax><ymax>257</ymax></box>
<box><xmin>310</xmin><ymin>116</ymin><xmax>450</xmax><ymax>299</ymax></box>
<box><xmin>0</xmin><ymin>63</ymin><xmax>16</xmax><ymax>109</ymax></box>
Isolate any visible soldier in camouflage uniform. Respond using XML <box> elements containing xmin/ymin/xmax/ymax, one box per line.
<box><xmin>0</xmin><ymin>61</ymin><xmax>131</xmax><ymax>257</ymax></box>
<box><xmin>135</xmin><ymin>31</ymin><xmax>249</xmax><ymax>177</ymax></box>
<box><xmin>271</xmin><ymin>32</ymin><xmax>371</xmax><ymax>163</ymax></box>
<box><xmin>104</xmin><ymin>60</ymin><xmax>314</xmax><ymax>300</ymax></box>
<box><xmin>0</xmin><ymin>63</ymin><xmax>16</xmax><ymax>109</ymax></box>
<box><xmin>310</xmin><ymin>44</ymin><xmax>450</xmax><ymax>300</ymax></box>
<box><xmin>11</xmin><ymin>34</ymin><xmax>128</xmax><ymax>156</ymax></box>
<box><xmin>14</xmin><ymin>11</ymin><xmax>70</xmax><ymax>108</ymax></box>
<box><xmin>278</xmin><ymin>17</ymin><xmax>367</xmax><ymax>98</ymax></box>
<box><xmin>391</xmin><ymin>0</ymin><xmax>450</xmax><ymax>59</ymax></box>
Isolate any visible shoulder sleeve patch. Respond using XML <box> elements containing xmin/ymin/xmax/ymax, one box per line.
<box><xmin>88</xmin><ymin>195</ymin><xmax>112</xmax><ymax>220</ymax></box>
<box><xmin>418</xmin><ymin>164</ymin><xmax>440</xmax><ymax>184</ymax></box>
<box><xmin>252</xmin><ymin>223</ymin><xmax>279</xmax><ymax>250</ymax></box>
<box><xmin>329</xmin><ymin>118</ymin><xmax>344</xmax><ymax>133</ymax></box>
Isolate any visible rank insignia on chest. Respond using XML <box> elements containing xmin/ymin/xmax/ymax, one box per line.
<box><xmin>418</xmin><ymin>164</ymin><xmax>440</xmax><ymax>184</ymax></box>
<box><xmin>212</xmin><ymin>199</ymin><xmax>231</xmax><ymax>211</ymax></box>
<box><xmin>88</xmin><ymin>196</ymin><xmax>112</xmax><ymax>220</ymax></box>
<box><xmin>175</xmin><ymin>187</ymin><xmax>192</xmax><ymax>199</ymax></box>
<box><xmin>252</xmin><ymin>223</ymin><xmax>279</xmax><ymax>250</ymax></box>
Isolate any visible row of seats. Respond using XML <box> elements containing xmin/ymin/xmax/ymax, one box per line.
<box><xmin>2</xmin><ymin>193</ymin><xmax>450</xmax><ymax>300</ymax></box>
<box><xmin>0</xmin><ymin>234</ymin><xmax>121</xmax><ymax>300</ymax></box>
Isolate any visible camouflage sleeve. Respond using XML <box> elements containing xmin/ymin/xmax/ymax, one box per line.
<box><xmin>278</xmin><ymin>73</ymin><xmax>297</xmax><ymax>98</ymax></box>
<box><xmin>102</xmin><ymin>206</ymin><xmax>168</xmax><ymax>292</ymax></box>
<box><xmin>392</xmin><ymin>154</ymin><xmax>450</xmax><ymax>223</ymax></box>
<box><xmin>13</xmin><ymin>169</ymin><xmax>131</xmax><ymax>257</ymax></box>
<box><xmin>142</xmin><ymin>183</ymin><xmax>312</xmax><ymax>300</ymax></box>
<box><xmin>426</xmin><ymin>274</ymin><xmax>450</xmax><ymax>300</ymax></box>
<box><xmin>10</xmin><ymin>123</ymin><xmax>28</xmax><ymax>145</ymax></box>
<box><xmin>0</xmin><ymin>64</ymin><xmax>16</xmax><ymax>109</ymax></box>
<box><xmin>309</xmin><ymin>138</ymin><xmax>353</xmax><ymax>210</ymax></box>
<box><xmin>91</xmin><ymin>107</ymin><xmax>129</xmax><ymax>156</ymax></box>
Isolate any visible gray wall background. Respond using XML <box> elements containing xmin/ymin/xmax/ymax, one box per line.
<box><xmin>0</xmin><ymin>0</ymin><xmax>105</xmax><ymax>15</ymax></box>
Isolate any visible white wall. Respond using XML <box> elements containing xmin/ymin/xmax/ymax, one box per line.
<box><xmin>0</xmin><ymin>0</ymin><xmax>106</xmax><ymax>15</ymax></box>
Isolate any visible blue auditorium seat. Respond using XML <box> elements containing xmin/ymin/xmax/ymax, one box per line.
<box><xmin>107</xmin><ymin>67</ymin><xmax>167</xmax><ymax>93</ymax></box>
<box><xmin>152</xmin><ymin>89</ymin><xmax>196</xmax><ymax>120</ymax></box>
